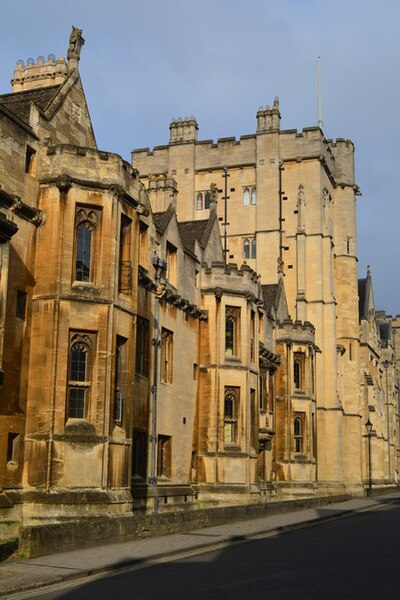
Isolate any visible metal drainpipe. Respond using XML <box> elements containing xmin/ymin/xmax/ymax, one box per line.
<box><xmin>384</xmin><ymin>361</ymin><xmax>391</xmax><ymax>482</ymax></box>
<box><xmin>278</xmin><ymin>162</ymin><xmax>284</xmax><ymax>268</ymax></box>
<box><xmin>149</xmin><ymin>256</ymin><xmax>166</xmax><ymax>513</ymax></box>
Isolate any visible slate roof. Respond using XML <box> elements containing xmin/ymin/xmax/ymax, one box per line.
<box><xmin>178</xmin><ymin>219</ymin><xmax>209</xmax><ymax>253</ymax></box>
<box><xmin>152</xmin><ymin>205</ymin><xmax>175</xmax><ymax>235</ymax></box>
<box><xmin>0</xmin><ymin>85</ymin><xmax>61</xmax><ymax>125</ymax></box>
<box><xmin>262</xmin><ymin>283</ymin><xmax>279</xmax><ymax>313</ymax></box>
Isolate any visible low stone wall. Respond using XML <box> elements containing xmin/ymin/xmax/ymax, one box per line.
<box><xmin>19</xmin><ymin>494</ymin><xmax>350</xmax><ymax>559</ymax></box>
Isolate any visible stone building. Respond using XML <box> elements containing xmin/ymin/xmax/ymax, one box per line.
<box><xmin>0</xmin><ymin>29</ymin><xmax>398</xmax><ymax>544</ymax></box>
<box><xmin>132</xmin><ymin>102</ymin><xmax>399</xmax><ymax>497</ymax></box>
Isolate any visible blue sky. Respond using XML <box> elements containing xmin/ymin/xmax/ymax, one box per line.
<box><xmin>2</xmin><ymin>0</ymin><xmax>399</xmax><ymax>313</ymax></box>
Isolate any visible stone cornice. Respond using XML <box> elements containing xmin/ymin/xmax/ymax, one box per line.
<box><xmin>40</xmin><ymin>175</ymin><xmax>149</xmax><ymax>215</ymax></box>
<box><xmin>0</xmin><ymin>186</ymin><xmax>44</xmax><ymax>226</ymax></box>
<box><xmin>138</xmin><ymin>265</ymin><xmax>208</xmax><ymax>320</ymax></box>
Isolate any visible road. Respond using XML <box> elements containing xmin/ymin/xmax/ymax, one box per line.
<box><xmin>9</xmin><ymin>497</ymin><xmax>400</xmax><ymax>600</ymax></box>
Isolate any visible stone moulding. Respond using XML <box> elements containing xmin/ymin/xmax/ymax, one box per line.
<box><xmin>0</xmin><ymin>186</ymin><xmax>44</xmax><ymax>226</ymax></box>
<box><xmin>40</xmin><ymin>175</ymin><xmax>149</xmax><ymax>216</ymax></box>
<box><xmin>138</xmin><ymin>265</ymin><xmax>208</xmax><ymax>320</ymax></box>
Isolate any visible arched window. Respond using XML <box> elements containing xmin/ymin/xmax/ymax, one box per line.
<box><xmin>224</xmin><ymin>387</ymin><xmax>239</xmax><ymax>444</ymax></box>
<box><xmin>196</xmin><ymin>192</ymin><xmax>203</xmax><ymax>210</ymax></box>
<box><xmin>251</xmin><ymin>187</ymin><xmax>257</xmax><ymax>205</ymax></box>
<box><xmin>76</xmin><ymin>225</ymin><xmax>92</xmax><ymax>282</ymax></box>
<box><xmin>225</xmin><ymin>306</ymin><xmax>240</xmax><ymax>357</ymax></box>
<box><xmin>243</xmin><ymin>238</ymin><xmax>250</xmax><ymax>259</ymax></box>
<box><xmin>243</xmin><ymin>188</ymin><xmax>250</xmax><ymax>206</ymax></box>
<box><xmin>225</xmin><ymin>318</ymin><xmax>235</xmax><ymax>355</ymax></box>
<box><xmin>294</xmin><ymin>415</ymin><xmax>304</xmax><ymax>453</ymax></box>
<box><xmin>204</xmin><ymin>191</ymin><xmax>211</xmax><ymax>209</ymax></box>
<box><xmin>74</xmin><ymin>208</ymin><xmax>99</xmax><ymax>282</ymax></box>
<box><xmin>293</xmin><ymin>352</ymin><xmax>304</xmax><ymax>390</ymax></box>
<box><xmin>67</xmin><ymin>333</ymin><xmax>94</xmax><ymax>419</ymax></box>
<box><xmin>251</xmin><ymin>238</ymin><xmax>256</xmax><ymax>259</ymax></box>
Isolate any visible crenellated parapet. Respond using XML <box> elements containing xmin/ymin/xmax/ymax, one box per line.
<box><xmin>169</xmin><ymin>116</ymin><xmax>198</xmax><ymax>143</ymax></box>
<box><xmin>275</xmin><ymin>318</ymin><xmax>317</xmax><ymax>347</ymax></box>
<box><xmin>200</xmin><ymin>261</ymin><xmax>262</xmax><ymax>301</ymax></box>
<box><xmin>147</xmin><ymin>174</ymin><xmax>178</xmax><ymax>212</ymax></box>
<box><xmin>11</xmin><ymin>55</ymin><xmax>68</xmax><ymax>92</ymax></box>
<box><xmin>41</xmin><ymin>144</ymin><xmax>149</xmax><ymax>213</ymax></box>
<box><xmin>256</xmin><ymin>97</ymin><xmax>281</xmax><ymax>133</ymax></box>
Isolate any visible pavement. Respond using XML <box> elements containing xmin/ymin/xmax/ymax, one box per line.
<box><xmin>0</xmin><ymin>492</ymin><xmax>398</xmax><ymax>598</ymax></box>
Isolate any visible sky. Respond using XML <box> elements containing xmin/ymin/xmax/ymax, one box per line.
<box><xmin>1</xmin><ymin>0</ymin><xmax>399</xmax><ymax>314</ymax></box>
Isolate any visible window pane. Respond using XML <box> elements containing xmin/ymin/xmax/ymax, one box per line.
<box><xmin>294</xmin><ymin>360</ymin><xmax>301</xmax><ymax>388</ymax></box>
<box><xmin>251</xmin><ymin>239</ymin><xmax>256</xmax><ymax>259</ymax></box>
<box><xmin>196</xmin><ymin>192</ymin><xmax>203</xmax><ymax>210</ymax></box>
<box><xmin>224</xmin><ymin>422</ymin><xmax>234</xmax><ymax>444</ymax></box>
<box><xmin>224</xmin><ymin>395</ymin><xmax>234</xmax><ymax>419</ymax></box>
<box><xmin>71</xmin><ymin>347</ymin><xmax>87</xmax><ymax>381</ymax></box>
<box><xmin>225</xmin><ymin>319</ymin><xmax>234</xmax><ymax>354</ymax></box>
<box><xmin>251</xmin><ymin>188</ymin><xmax>257</xmax><ymax>205</ymax></box>
<box><xmin>76</xmin><ymin>226</ymin><xmax>92</xmax><ymax>281</ymax></box>
<box><xmin>204</xmin><ymin>192</ymin><xmax>211</xmax><ymax>209</ymax></box>
<box><xmin>68</xmin><ymin>388</ymin><xmax>86</xmax><ymax>418</ymax></box>
<box><xmin>243</xmin><ymin>239</ymin><xmax>250</xmax><ymax>259</ymax></box>
<box><xmin>243</xmin><ymin>189</ymin><xmax>250</xmax><ymax>206</ymax></box>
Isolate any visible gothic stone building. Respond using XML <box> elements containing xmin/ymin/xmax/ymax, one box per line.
<box><xmin>0</xmin><ymin>30</ymin><xmax>398</xmax><ymax>543</ymax></box>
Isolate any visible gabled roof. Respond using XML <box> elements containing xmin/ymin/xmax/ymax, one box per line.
<box><xmin>153</xmin><ymin>204</ymin><xmax>175</xmax><ymax>235</ymax></box>
<box><xmin>262</xmin><ymin>283</ymin><xmax>279</xmax><ymax>313</ymax></box>
<box><xmin>0</xmin><ymin>85</ymin><xmax>62</xmax><ymax>125</ymax></box>
<box><xmin>178</xmin><ymin>212</ymin><xmax>217</xmax><ymax>255</ymax></box>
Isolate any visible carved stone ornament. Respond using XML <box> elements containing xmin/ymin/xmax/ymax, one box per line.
<box><xmin>56</xmin><ymin>174</ymin><xmax>72</xmax><ymax>193</ymax></box>
<box><xmin>297</xmin><ymin>184</ymin><xmax>305</xmax><ymax>207</ymax></box>
<box><xmin>323</xmin><ymin>187</ymin><xmax>331</xmax><ymax>207</ymax></box>
<box><xmin>67</xmin><ymin>26</ymin><xmax>85</xmax><ymax>60</ymax></box>
<box><xmin>76</xmin><ymin>207</ymin><xmax>98</xmax><ymax>229</ymax></box>
<box><xmin>210</xmin><ymin>182</ymin><xmax>219</xmax><ymax>203</ymax></box>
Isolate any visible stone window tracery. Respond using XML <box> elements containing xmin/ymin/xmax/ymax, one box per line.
<box><xmin>225</xmin><ymin>307</ymin><xmax>240</xmax><ymax>357</ymax></box>
<box><xmin>224</xmin><ymin>387</ymin><xmax>239</xmax><ymax>445</ymax></box>
<box><xmin>74</xmin><ymin>207</ymin><xmax>100</xmax><ymax>283</ymax></box>
<box><xmin>294</xmin><ymin>413</ymin><xmax>305</xmax><ymax>453</ymax></box>
<box><xmin>67</xmin><ymin>332</ymin><xmax>95</xmax><ymax>419</ymax></box>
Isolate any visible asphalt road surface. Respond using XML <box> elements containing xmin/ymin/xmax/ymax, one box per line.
<box><xmin>11</xmin><ymin>497</ymin><xmax>400</xmax><ymax>600</ymax></box>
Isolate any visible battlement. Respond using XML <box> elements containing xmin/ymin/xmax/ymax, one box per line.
<box><xmin>10</xmin><ymin>26</ymin><xmax>85</xmax><ymax>93</ymax></box>
<box><xmin>275</xmin><ymin>318</ymin><xmax>316</xmax><ymax>345</ymax></box>
<box><xmin>41</xmin><ymin>144</ymin><xmax>147</xmax><ymax>205</ymax></box>
<box><xmin>169</xmin><ymin>116</ymin><xmax>199</xmax><ymax>143</ymax></box>
<box><xmin>147</xmin><ymin>174</ymin><xmax>178</xmax><ymax>212</ymax></box>
<box><xmin>11</xmin><ymin>55</ymin><xmax>68</xmax><ymax>92</ymax></box>
<box><xmin>200</xmin><ymin>261</ymin><xmax>261</xmax><ymax>300</ymax></box>
<box><xmin>256</xmin><ymin>97</ymin><xmax>281</xmax><ymax>133</ymax></box>
<box><xmin>148</xmin><ymin>174</ymin><xmax>178</xmax><ymax>192</ymax></box>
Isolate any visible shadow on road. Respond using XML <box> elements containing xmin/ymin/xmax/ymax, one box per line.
<box><xmin>35</xmin><ymin>501</ymin><xmax>400</xmax><ymax>600</ymax></box>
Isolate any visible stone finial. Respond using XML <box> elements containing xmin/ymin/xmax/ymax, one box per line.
<box><xmin>209</xmin><ymin>182</ymin><xmax>218</xmax><ymax>212</ymax></box>
<box><xmin>169</xmin><ymin>116</ymin><xmax>199</xmax><ymax>144</ymax></box>
<box><xmin>67</xmin><ymin>26</ymin><xmax>85</xmax><ymax>72</ymax></box>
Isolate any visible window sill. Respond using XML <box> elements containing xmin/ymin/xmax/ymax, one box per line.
<box><xmin>223</xmin><ymin>444</ymin><xmax>241</xmax><ymax>453</ymax></box>
<box><xmin>225</xmin><ymin>355</ymin><xmax>241</xmax><ymax>363</ymax></box>
<box><xmin>71</xmin><ymin>281</ymin><xmax>100</xmax><ymax>294</ymax></box>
